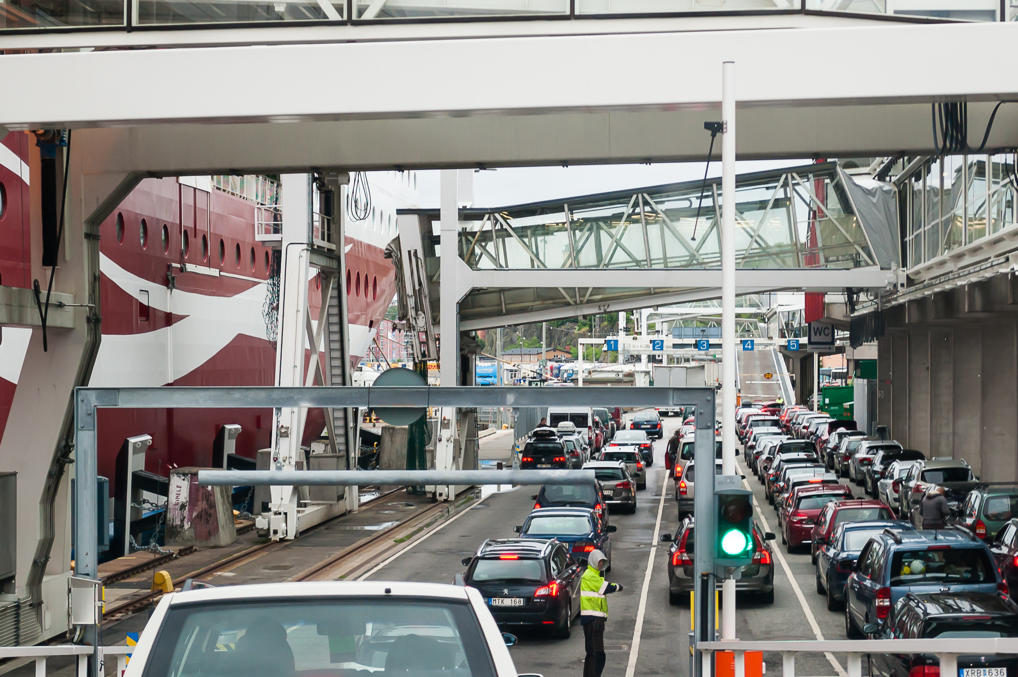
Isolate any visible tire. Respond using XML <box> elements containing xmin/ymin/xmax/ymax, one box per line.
<box><xmin>845</xmin><ymin>607</ymin><xmax>863</xmax><ymax>639</ymax></box>
<box><xmin>627</xmin><ymin>501</ymin><xmax>638</xmax><ymax>514</ymax></box>
<box><xmin>638</xmin><ymin>482</ymin><xmax>647</xmax><ymax>491</ymax></box>
<box><xmin>815</xmin><ymin>569</ymin><xmax>825</xmax><ymax>594</ymax></box>
<box><xmin>810</xmin><ymin>546</ymin><xmax>817</xmax><ymax>565</ymax></box>
<box><xmin>669</xmin><ymin>589</ymin><xmax>682</xmax><ymax>606</ymax></box>
<box><xmin>826</xmin><ymin>577</ymin><xmax>842</xmax><ymax>611</ymax></box>
<box><xmin>758</xmin><ymin>588</ymin><xmax>775</xmax><ymax>605</ymax></box>
<box><xmin>780</xmin><ymin>529</ymin><xmax>787</xmax><ymax>545</ymax></box>
<box><xmin>555</xmin><ymin>601</ymin><xmax>572</xmax><ymax>639</ymax></box>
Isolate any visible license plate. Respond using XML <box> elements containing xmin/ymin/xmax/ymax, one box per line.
<box><xmin>490</xmin><ymin>598</ymin><xmax>525</xmax><ymax>607</ymax></box>
<box><xmin>603</xmin><ymin>489</ymin><xmax>613</xmax><ymax>497</ymax></box>
<box><xmin>537</xmin><ymin>464</ymin><xmax>552</xmax><ymax>468</ymax></box>
<box><xmin>962</xmin><ymin>669</ymin><xmax>1006</xmax><ymax>677</ymax></box>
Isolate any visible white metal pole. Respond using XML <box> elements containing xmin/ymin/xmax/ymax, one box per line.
<box><xmin>720</xmin><ymin>59</ymin><xmax>738</xmax><ymax>642</ymax></box>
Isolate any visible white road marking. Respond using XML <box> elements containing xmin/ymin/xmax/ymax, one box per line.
<box><xmin>623</xmin><ymin>466</ymin><xmax>669</xmax><ymax>677</ymax></box>
<box><xmin>737</xmin><ymin>457</ymin><xmax>847</xmax><ymax>677</ymax></box>
<box><xmin>357</xmin><ymin>489</ymin><xmax>503</xmax><ymax>581</ymax></box>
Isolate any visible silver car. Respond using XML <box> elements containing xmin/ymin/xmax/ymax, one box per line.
<box><xmin>877</xmin><ymin>459</ymin><xmax>919</xmax><ymax>514</ymax></box>
<box><xmin>597</xmin><ymin>447</ymin><xmax>646</xmax><ymax>490</ymax></box>
<box><xmin>584</xmin><ymin>460</ymin><xmax>637</xmax><ymax>513</ymax></box>
<box><xmin>675</xmin><ymin>458</ymin><xmax>723</xmax><ymax>519</ymax></box>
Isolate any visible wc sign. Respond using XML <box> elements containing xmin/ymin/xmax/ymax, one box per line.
<box><xmin>808</xmin><ymin>321</ymin><xmax>835</xmax><ymax>347</ymax></box>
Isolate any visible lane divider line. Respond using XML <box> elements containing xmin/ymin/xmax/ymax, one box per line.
<box><xmin>623</xmin><ymin>464</ymin><xmax>670</xmax><ymax>677</ymax></box>
<box><xmin>737</xmin><ymin>457</ymin><xmax>847</xmax><ymax>677</ymax></box>
<box><xmin>357</xmin><ymin>488</ymin><xmax>500</xmax><ymax>581</ymax></box>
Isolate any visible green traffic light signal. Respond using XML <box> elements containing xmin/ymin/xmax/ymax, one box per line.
<box><xmin>715</xmin><ymin>489</ymin><xmax>754</xmax><ymax>567</ymax></box>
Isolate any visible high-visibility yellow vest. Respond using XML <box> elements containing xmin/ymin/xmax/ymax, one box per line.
<box><xmin>580</xmin><ymin>565</ymin><xmax>609</xmax><ymax>618</ymax></box>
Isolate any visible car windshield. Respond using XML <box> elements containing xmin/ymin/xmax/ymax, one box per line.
<box><xmin>140</xmin><ymin>598</ymin><xmax>496</xmax><ymax>677</ymax></box>
<box><xmin>749</xmin><ymin>418</ymin><xmax>779</xmax><ymax>428</ymax></box>
<box><xmin>634</xmin><ymin>414</ymin><xmax>658</xmax><ymax>422</ymax></box>
<box><xmin>550</xmin><ymin>412</ymin><xmax>589</xmax><ymax>428</ymax></box>
<box><xmin>833</xmin><ymin>508</ymin><xmax>894</xmax><ymax>528</ymax></box>
<box><xmin>601</xmin><ymin>451</ymin><xmax>638</xmax><ymax>463</ymax></box>
<box><xmin>796</xmin><ymin>494</ymin><xmax>847</xmax><ymax>510</ymax></box>
<box><xmin>541</xmin><ymin>485</ymin><xmax>597</xmax><ymax>504</ymax></box>
<box><xmin>843</xmin><ymin>529</ymin><xmax>885</xmax><ymax>550</ymax></box>
<box><xmin>895</xmin><ymin>464</ymin><xmax>917</xmax><ymax>478</ymax></box>
<box><xmin>889</xmin><ymin>548</ymin><xmax>995</xmax><ymax>585</ymax></box>
<box><xmin>679</xmin><ymin>440</ymin><xmax>722</xmax><ymax>461</ymax></box>
<box><xmin>614</xmin><ymin>431</ymin><xmax>647</xmax><ymax>442</ymax></box>
<box><xmin>524</xmin><ymin>515</ymin><xmax>593</xmax><ymax>537</ymax></box>
<box><xmin>780</xmin><ymin>442</ymin><xmax>815</xmax><ymax>454</ymax></box>
<box><xmin>593</xmin><ymin>468</ymin><xmax>625</xmax><ymax>482</ymax></box>
<box><xmin>844</xmin><ymin>439</ymin><xmax>863</xmax><ymax>452</ymax></box>
<box><xmin>925</xmin><ymin>618</ymin><xmax>1018</xmax><ymax>638</ymax></box>
<box><xmin>471</xmin><ymin>558</ymin><xmax>546</xmax><ymax>583</ymax></box>
<box><xmin>983</xmin><ymin>494</ymin><xmax>1018</xmax><ymax>520</ymax></box>
<box><xmin>684</xmin><ymin>464</ymin><xmax>723</xmax><ymax>482</ymax></box>
<box><xmin>921</xmin><ymin>468</ymin><xmax>974</xmax><ymax>483</ymax></box>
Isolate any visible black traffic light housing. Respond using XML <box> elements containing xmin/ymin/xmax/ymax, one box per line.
<box><xmin>715</xmin><ymin>488</ymin><xmax>754</xmax><ymax>568</ymax></box>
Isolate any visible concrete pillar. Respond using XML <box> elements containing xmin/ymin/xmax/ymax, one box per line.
<box><xmin>890</xmin><ymin>334</ymin><xmax>910</xmax><ymax>444</ymax></box>
<box><xmin>877</xmin><ymin>336</ymin><xmax>893</xmax><ymax>434</ymax></box>
<box><xmin>929</xmin><ymin>328</ymin><xmax>954</xmax><ymax>459</ymax></box>
<box><xmin>953</xmin><ymin>328</ymin><xmax>982</xmax><ymax>469</ymax></box>
<box><xmin>979</xmin><ymin>319</ymin><xmax>1018</xmax><ymax>480</ymax></box>
<box><xmin>907</xmin><ymin>328</ymin><xmax>931</xmax><ymax>453</ymax></box>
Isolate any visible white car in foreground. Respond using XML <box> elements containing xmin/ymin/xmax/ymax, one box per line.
<box><xmin>124</xmin><ymin>581</ymin><xmax>540</xmax><ymax>677</ymax></box>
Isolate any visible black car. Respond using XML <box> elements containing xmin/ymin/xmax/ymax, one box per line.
<box><xmin>629</xmin><ymin>411</ymin><xmax>663</xmax><ymax>440</ymax></box>
<box><xmin>868</xmin><ymin>592</ymin><xmax>1018</xmax><ymax>677</ymax></box>
<box><xmin>662</xmin><ymin>516</ymin><xmax>775</xmax><ymax>605</ymax></box>
<box><xmin>516</xmin><ymin>507</ymin><xmax>616</xmax><ymax>568</ymax></box>
<box><xmin>520</xmin><ymin>428</ymin><xmax>569</xmax><ymax>469</ymax></box>
<box><xmin>533</xmin><ymin>481</ymin><xmax>608</xmax><ymax>525</ymax></box>
<box><xmin>863</xmin><ymin>448</ymin><xmax>925</xmax><ymax>498</ymax></box>
<box><xmin>460</xmin><ymin>538</ymin><xmax>582</xmax><ymax>638</ymax></box>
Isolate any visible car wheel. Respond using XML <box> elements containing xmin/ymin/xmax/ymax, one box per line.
<box><xmin>845</xmin><ymin>607</ymin><xmax>863</xmax><ymax>639</ymax></box>
<box><xmin>628</xmin><ymin>501</ymin><xmax>638</xmax><ymax>514</ymax></box>
<box><xmin>815</xmin><ymin>568</ymin><xmax>824</xmax><ymax>594</ymax></box>
<box><xmin>638</xmin><ymin>482</ymin><xmax>647</xmax><ymax>491</ymax></box>
<box><xmin>555</xmin><ymin>601</ymin><xmax>572</xmax><ymax>639</ymax></box>
<box><xmin>826</xmin><ymin>577</ymin><xmax>842</xmax><ymax>611</ymax></box>
<box><xmin>810</xmin><ymin>547</ymin><xmax>817</xmax><ymax>565</ymax></box>
<box><xmin>669</xmin><ymin>589</ymin><xmax>682</xmax><ymax>606</ymax></box>
<box><xmin>780</xmin><ymin>529</ymin><xmax>787</xmax><ymax>545</ymax></box>
<box><xmin>758</xmin><ymin>588</ymin><xmax>775</xmax><ymax>605</ymax></box>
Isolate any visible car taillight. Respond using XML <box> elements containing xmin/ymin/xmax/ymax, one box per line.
<box><xmin>791</xmin><ymin>511</ymin><xmax>809</xmax><ymax>523</ymax></box>
<box><xmin>499</xmin><ymin>554</ymin><xmax>520</xmax><ymax>560</ymax></box>
<box><xmin>554</xmin><ymin>456</ymin><xmax>567</xmax><ymax>463</ymax></box>
<box><xmin>999</xmin><ymin>578</ymin><xmax>1010</xmax><ymax>598</ymax></box>
<box><xmin>913</xmin><ymin>484</ymin><xmax>925</xmax><ymax>493</ymax></box>
<box><xmin>637</xmin><ymin>462</ymin><xmax>644</xmax><ymax>470</ymax></box>
<box><xmin>522</xmin><ymin>456</ymin><xmax>534</xmax><ymax>463</ymax></box>
<box><xmin>876</xmin><ymin>586</ymin><xmax>891</xmax><ymax>619</ymax></box>
<box><xmin>534</xmin><ymin>581</ymin><xmax>560</xmax><ymax>597</ymax></box>
<box><xmin>674</xmin><ymin>466</ymin><xmax>683</xmax><ymax>480</ymax></box>
<box><xmin>975</xmin><ymin>520</ymin><xmax>987</xmax><ymax>538</ymax></box>
<box><xmin>672</xmin><ymin>550</ymin><xmax>692</xmax><ymax>566</ymax></box>
<box><xmin>572</xmin><ymin>543</ymin><xmax>596</xmax><ymax>554</ymax></box>
<box><xmin>594</xmin><ymin>503</ymin><xmax>604</xmax><ymax>516</ymax></box>
<box><xmin>630</xmin><ymin>423</ymin><xmax>636</xmax><ymax>429</ymax></box>
<box><xmin>641</xmin><ymin>443</ymin><xmax>651</xmax><ymax>450</ymax></box>
<box><xmin>657</xmin><ymin>422</ymin><xmax>662</xmax><ymax>428</ymax></box>
<box><xmin>679</xmin><ymin>480</ymin><xmax>687</xmax><ymax>496</ymax></box>
<box><xmin>534</xmin><ymin>503</ymin><xmax>541</xmax><ymax>509</ymax></box>
<box><xmin>909</xmin><ymin>666</ymin><xmax>939</xmax><ymax>677</ymax></box>
<box><xmin>752</xmin><ymin>550</ymin><xmax>772</xmax><ymax>565</ymax></box>
<box><xmin>617</xmin><ymin>481</ymin><xmax>632</xmax><ymax>490</ymax></box>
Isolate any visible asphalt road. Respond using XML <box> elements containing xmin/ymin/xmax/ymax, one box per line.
<box><xmin>365</xmin><ymin>414</ymin><xmax>858</xmax><ymax>677</ymax></box>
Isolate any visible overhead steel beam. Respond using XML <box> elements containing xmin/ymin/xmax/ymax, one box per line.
<box><xmin>466</xmin><ymin>267</ymin><xmax>898</xmax><ymax>290</ymax></box>
<box><xmin>199</xmin><ymin>469</ymin><xmax>597</xmax><ymax>486</ymax></box>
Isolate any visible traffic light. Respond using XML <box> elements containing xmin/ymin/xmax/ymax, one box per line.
<box><xmin>715</xmin><ymin>488</ymin><xmax>754</xmax><ymax>567</ymax></box>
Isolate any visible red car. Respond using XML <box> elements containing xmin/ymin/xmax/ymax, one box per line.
<box><xmin>781</xmin><ymin>484</ymin><xmax>852</xmax><ymax>551</ymax></box>
<box><xmin>809</xmin><ymin>498</ymin><xmax>894</xmax><ymax>563</ymax></box>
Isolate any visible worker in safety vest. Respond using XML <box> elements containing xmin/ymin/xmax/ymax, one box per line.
<box><xmin>580</xmin><ymin>549</ymin><xmax>622</xmax><ymax>677</ymax></box>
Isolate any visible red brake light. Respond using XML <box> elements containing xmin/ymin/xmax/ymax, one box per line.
<box><xmin>554</xmin><ymin>456</ymin><xmax>567</xmax><ymax>463</ymax></box>
<box><xmin>657</xmin><ymin>422</ymin><xmax>662</xmax><ymax>428</ymax></box>
<box><xmin>499</xmin><ymin>554</ymin><xmax>519</xmax><ymax>560</ymax></box>
<box><xmin>927</xmin><ymin>545</ymin><xmax>951</xmax><ymax>551</ymax></box>
<box><xmin>975</xmin><ymin>520</ymin><xmax>987</xmax><ymax>538</ymax></box>
<box><xmin>572</xmin><ymin>544</ymin><xmax>596</xmax><ymax>553</ymax></box>
<box><xmin>679</xmin><ymin>480</ymin><xmax>688</xmax><ymax>496</ymax></box>
<box><xmin>534</xmin><ymin>503</ymin><xmax>541</xmax><ymax>509</ymax></box>
<box><xmin>1012</xmin><ymin>554</ymin><xmax>1018</xmax><ymax>569</ymax></box>
<box><xmin>522</xmin><ymin>456</ymin><xmax>534</xmax><ymax>463</ymax></box>
<box><xmin>534</xmin><ymin>581</ymin><xmax>560</xmax><ymax>597</ymax></box>
<box><xmin>617</xmin><ymin>481</ymin><xmax>632</xmax><ymax>490</ymax></box>
<box><xmin>909</xmin><ymin>666</ymin><xmax>939</xmax><ymax>677</ymax></box>
<box><xmin>630</xmin><ymin>423</ymin><xmax>636</xmax><ymax>429</ymax></box>
<box><xmin>808</xmin><ymin>478</ymin><xmax>823</xmax><ymax>484</ymax></box>
<box><xmin>876</xmin><ymin>587</ymin><xmax>891</xmax><ymax>620</ymax></box>
<box><xmin>913</xmin><ymin>485</ymin><xmax>925</xmax><ymax>493</ymax></box>
<box><xmin>637</xmin><ymin>462</ymin><xmax>644</xmax><ymax>470</ymax></box>
<box><xmin>671</xmin><ymin>550</ymin><xmax>692</xmax><ymax>566</ymax></box>
<box><xmin>752</xmin><ymin>549</ymin><xmax>772</xmax><ymax>565</ymax></box>
<box><xmin>1000</xmin><ymin>577</ymin><xmax>1010</xmax><ymax>598</ymax></box>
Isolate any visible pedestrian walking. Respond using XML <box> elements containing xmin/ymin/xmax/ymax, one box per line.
<box><xmin>665</xmin><ymin>429</ymin><xmax>681</xmax><ymax>471</ymax></box>
<box><xmin>580</xmin><ymin>550</ymin><xmax>622</xmax><ymax>677</ymax></box>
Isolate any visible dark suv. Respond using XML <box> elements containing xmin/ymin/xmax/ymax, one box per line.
<box><xmin>868</xmin><ymin>592</ymin><xmax>1018</xmax><ymax>677</ymax></box>
<box><xmin>863</xmin><ymin>447</ymin><xmax>925</xmax><ymax>498</ymax></box>
<box><xmin>958</xmin><ymin>484</ymin><xmax>1018</xmax><ymax>540</ymax></box>
<box><xmin>460</xmin><ymin>538</ymin><xmax>582</xmax><ymax>638</ymax></box>
<box><xmin>533</xmin><ymin>481</ymin><xmax>608</xmax><ymax>524</ymax></box>
<box><xmin>520</xmin><ymin>428</ymin><xmax>569</xmax><ymax>469</ymax></box>
<box><xmin>844</xmin><ymin>526</ymin><xmax>1004</xmax><ymax>638</ymax></box>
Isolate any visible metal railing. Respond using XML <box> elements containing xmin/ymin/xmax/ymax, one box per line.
<box><xmin>0</xmin><ymin>645</ymin><xmax>132</xmax><ymax>677</ymax></box>
<box><xmin>699</xmin><ymin>638</ymin><xmax>1018</xmax><ymax>677</ymax></box>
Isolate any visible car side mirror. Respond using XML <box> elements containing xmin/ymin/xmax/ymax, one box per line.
<box><xmin>607</xmin><ymin>525</ymin><xmax>618</xmax><ymax>533</ymax></box>
<box><xmin>530</xmin><ymin>494</ymin><xmax>538</xmax><ymax>500</ymax></box>
<box><xmin>765</xmin><ymin>532</ymin><xmax>776</xmax><ymax>541</ymax></box>
<box><xmin>862</xmin><ymin>623</ymin><xmax>880</xmax><ymax>635</ymax></box>
<box><xmin>502</xmin><ymin>632</ymin><xmax>518</xmax><ymax>647</ymax></box>
<box><xmin>461</xmin><ymin>557</ymin><xmax>472</xmax><ymax>566</ymax></box>
<box><xmin>660</xmin><ymin>533</ymin><xmax>674</xmax><ymax>542</ymax></box>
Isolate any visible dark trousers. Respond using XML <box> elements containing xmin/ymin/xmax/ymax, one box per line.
<box><xmin>583</xmin><ymin>618</ymin><xmax>606</xmax><ymax>677</ymax></box>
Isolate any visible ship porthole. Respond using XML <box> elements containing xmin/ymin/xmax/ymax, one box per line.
<box><xmin>161</xmin><ymin>224</ymin><xmax>169</xmax><ymax>253</ymax></box>
<box><xmin>372</xmin><ymin>275</ymin><xmax>378</xmax><ymax>300</ymax></box>
<box><xmin>250</xmin><ymin>246</ymin><xmax>256</xmax><ymax>271</ymax></box>
<box><xmin>182</xmin><ymin>230</ymin><xmax>190</xmax><ymax>258</ymax></box>
<box><xmin>235</xmin><ymin>242</ymin><xmax>241</xmax><ymax>266</ymax></box>
<box><xmin>115</xmin><ymin>213</ymin><xmax>125</xmax><ymax>243</ymax></box>
<box><xmin>355</xmin><ymin>271</ymin><xmax>361</xmax><ymax>297</ymax></box>
<box><xmin>264</xmin><ymin>250</ymin><xmax>270</xmax><ymax>272</ymax></box>
<box><xmin>201</xmin><ymin>234</ymin><xmax>209</xmax><ymax>262</ymax></box>
<box><xmin>218</xmin><ymin>238</ymin><xmax>225</xmax><ymax>264</ymax></box>
<box><xmin>139</xmin><ymin>218</ymin><xmax>148</xmax><ymax>249</ymax></box>
<box><xmin>346</xmin><ymin>270</ymin><xmax>351</xmax><ymax>294</ymax></box>
<box><xmin>0</xmin><ymin>182</ymin><xmax>6</xmax><ymax>219</ymax></box>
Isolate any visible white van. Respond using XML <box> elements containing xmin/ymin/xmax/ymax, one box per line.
<box><xmin>547</xmin><ymin>407</ymin><xmax>596</xmax><ymax>449</ymax></box>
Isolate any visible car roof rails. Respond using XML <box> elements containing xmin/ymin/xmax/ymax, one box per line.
<box><xmin>947</xmin><ymin>525</ymin><xmax>980</xmax><ymax>542</ymax></box>
<box><xmin>881</xmin><ymin>528</ymin><xmax>904</xmax><ymax>544</ymax></box>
